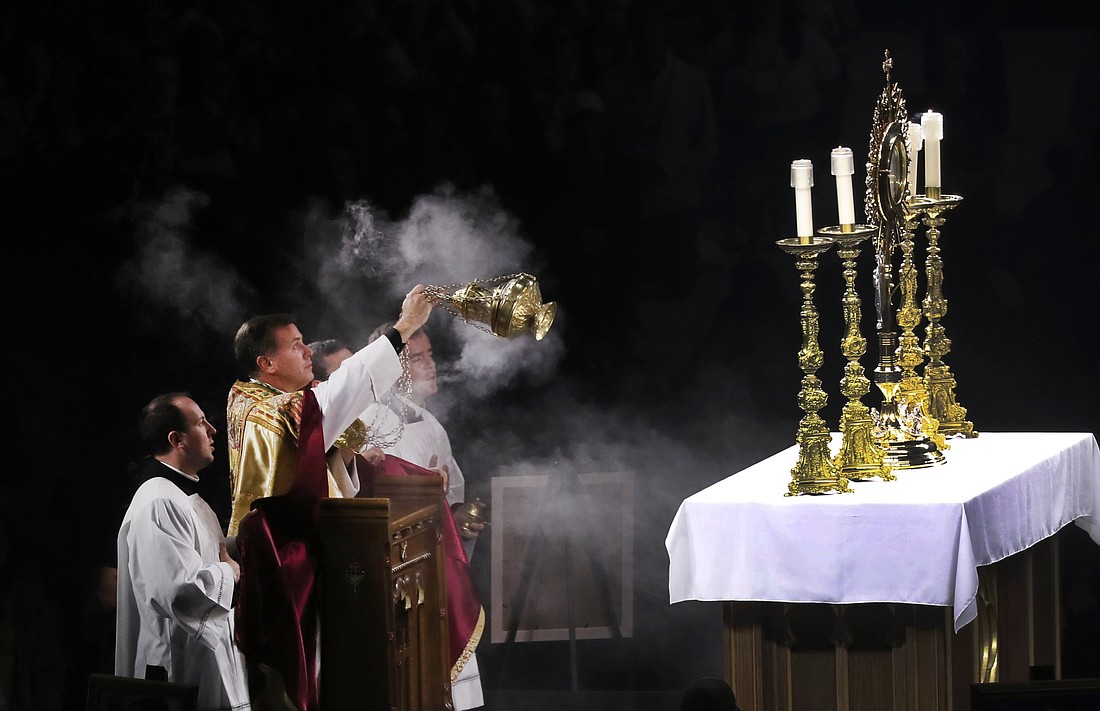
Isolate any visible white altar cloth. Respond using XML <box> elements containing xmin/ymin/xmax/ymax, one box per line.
<box><xmin>666</xmin><ymin>432</ymin><xmax>1100</xmax><ymax>631</ymax></box>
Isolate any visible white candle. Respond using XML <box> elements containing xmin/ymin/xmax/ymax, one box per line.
<box><xmin>907</xmin><ymin>121</ymin><xmax>923</xmax><ymax>198</ymax></box>
<box><xmin>830</xmin><ymin>147</ymin><xmax>855</xmax><ymax>226</ymax></box>
<box><xmin>921</xmin><ymin>110</ymin><xmax>943</xmax><ymax>193</ymax></box>
<box><xmin>791</xmin><ymin>159</ymin><xmax>814</xmax><ymax>241</ymax></box>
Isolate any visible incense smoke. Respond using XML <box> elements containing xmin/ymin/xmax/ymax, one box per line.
<box><xmin>303</xmin><ymin>183</ymin><xmax>565</xmax><ymax>409</ymax></box>
<box><xmin>116</xmin><ymin>187</ymin><xmax>251</xmax><ymax>341</ymax></box>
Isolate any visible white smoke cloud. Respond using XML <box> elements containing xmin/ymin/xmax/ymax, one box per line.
<box><xmin>117</xmin><ymin>186</ymin><xmax>250</xmax><ymax>336</ymax></box>
<box><xmin>444</xmin><ymin>325</ymin><xmax>564</xmax><ymax>400</ymax></box>
<box><xmin>304</xmin><ymin>183</ymin><xmax>564</xmax><ymax>408</ymax></box>
<box><xmin>390</xmin><ymin>185</ymin><xmax>535</xmax><ymax>289</ymax></box>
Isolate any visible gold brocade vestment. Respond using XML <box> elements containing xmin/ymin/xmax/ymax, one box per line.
<box><xmin>226</xmin><ymin>380</ymin><xmax>369</xmax><ymax>536</ymax></box>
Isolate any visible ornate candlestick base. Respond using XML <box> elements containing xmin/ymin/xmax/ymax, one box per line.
<box><xmin>925</xmin><ymin>364</ymin><xmax>976</xmax><ymax>437</ymax></box>
<box><xmin>819</xmin><ymin>225</ymin><xmax>893</xmax><ymax>482</ymax></box>
<box><xmin>789</xmin><ymin>411</ymin><xmax>852</xmax><ymax>495</ymax></box>
<box><xmin>918</xmin><ymin>194</ymin><xmax>977</xmax><ymax>438</ymax></box>
<box><xmin>777</xmin><ymin>236</ymin><xmax>853</xmax><ymax>496</ymax></box>
<box><xmin>836</xmin><ymin>397</ymin><xmax>896</xmax><ymax>480</ymax></box>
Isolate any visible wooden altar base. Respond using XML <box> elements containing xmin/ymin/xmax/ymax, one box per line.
<box><xmin>723</xmin><ymin>531</ymin><xmax>1062</xmax><ymax>711</ymax></box>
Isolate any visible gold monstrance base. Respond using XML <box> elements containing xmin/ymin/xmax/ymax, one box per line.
<box><xmin>884</xmin><ymin>434</ymin><xmax>947</xmax><ymax>469</ymax></box>
<box><xmin>876</xmin><ymin>400</ymin><xmax>947</xmax><ymax>469</ymax></box>
<box><xmin>874</xmin><ymin>335</ymin><xmax>946</xmax><ymax>470</ymax></box>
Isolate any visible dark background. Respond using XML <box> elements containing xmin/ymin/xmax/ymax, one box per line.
<box><xmin>2</xmin><ymin>1</ymin><xmax>1097</xmax><ymax>709</ymax></box>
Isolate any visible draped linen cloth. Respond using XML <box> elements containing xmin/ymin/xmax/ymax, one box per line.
<box><xmin>667</xmin><ymin>432</ymin><xmax>1099</xmax><ymax>632</ymax></box>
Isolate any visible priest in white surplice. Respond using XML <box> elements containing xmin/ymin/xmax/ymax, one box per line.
<box><xmin>115</xmin><ymin>393</ymin><xmax>250</xmax><ymax>711</ymax></box>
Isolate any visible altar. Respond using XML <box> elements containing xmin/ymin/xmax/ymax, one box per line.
<box><xmin>666</xmin><ymin>432</ymin><xmax>1100</xmax><ymax>710</ymax></box>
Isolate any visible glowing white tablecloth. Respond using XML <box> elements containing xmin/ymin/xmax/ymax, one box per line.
<box><xmin>666</xmin><ymin>432</ymin><xmax>1100</xmax><ymax>631</ymax></box>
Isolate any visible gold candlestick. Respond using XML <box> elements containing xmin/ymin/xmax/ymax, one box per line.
<box><xmin>895</xmin><ymin>201</ymin><xmax>931</xmax><ymax>406</ymax></box>
<box><xmin>818</xmin><ymin>225</ymin><xmax>893</xmax><ymax>482</ymax></box>
<box><xmin>920</xmin><ymin>194</ymin><xmax>977</xmax><ymax>437</ymax></box>
<box><xmin>777</xmin><ymin>236</ymin><xmax>852</xmax><ymax>496</ymax></box>
<box><xmin>890</xmin><ymin>200</ymin><xmax>950</xmax><ymax>454</ymax></box>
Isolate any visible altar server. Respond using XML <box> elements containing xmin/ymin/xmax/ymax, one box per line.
<box><xmin>115</xmin><ymin>393</ymin><xmax>250</xmax><ymax>711</ymax></box>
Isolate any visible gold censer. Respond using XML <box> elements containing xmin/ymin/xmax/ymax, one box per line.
<box><xmin>425</xmin><ymin>272</ymin><xmax>557</xmax><ymax>341</ymax></box>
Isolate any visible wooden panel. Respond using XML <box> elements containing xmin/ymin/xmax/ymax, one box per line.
<box><xmin>907</xmin><ymin>607</ymin><xmax>950</xmax><ymax>711</ymax></box>
<box><xmin>392</xmin><ymin>518</ymin><xmax>448</xmax><ymax>711</ymax></box>
<box><xmin>952</xmin><ymin>610</ymin><xmax>974</xmax><ymax>711</ymax></box>
<box><xmin>1029</xmin><ymin>535</ymin><xmax>1059</xmax><ymax>676</ymax></box>
<box><xmin>317</xmin><ymin>486</ymin><xmax>451</xmax><ymax>711</ymax></box>
<box><xmin>997</xmin><ymin>548</ymin><xmax>1031</xmax><ymax>682</ymax></box>
<box><xmin>720</xmin><ymin>531</ymin><xmax>1068</xmax><ymax>711</ymax></box>
<box><xmin>848</xmin><ymin>649</ymin><xmax>893</xmax><ymax>711</ymax></box>
<box><xmin>725</xmin><ymin>603</ymin><xmax>762</xmax><ymax>711</ymax></box>
<box><xmin>791</xmin><ymin>650</ymin><xmax>837</xmax><ymax>711</ymax></box>
<box><xmin>317</xmin><ymin>499</ymin><xmax>397</xmax><ymax>711</ymax></box>
<box><xmin>762</xmin><ymin>626</ymin><xmax>792</xmax><ymax>711</ymax></box>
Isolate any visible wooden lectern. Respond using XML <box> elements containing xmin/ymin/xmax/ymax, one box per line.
<box><xmin>317</xmin><ymin>475</ymin><xmax>453</xmax><ymax>711</ymax></box>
